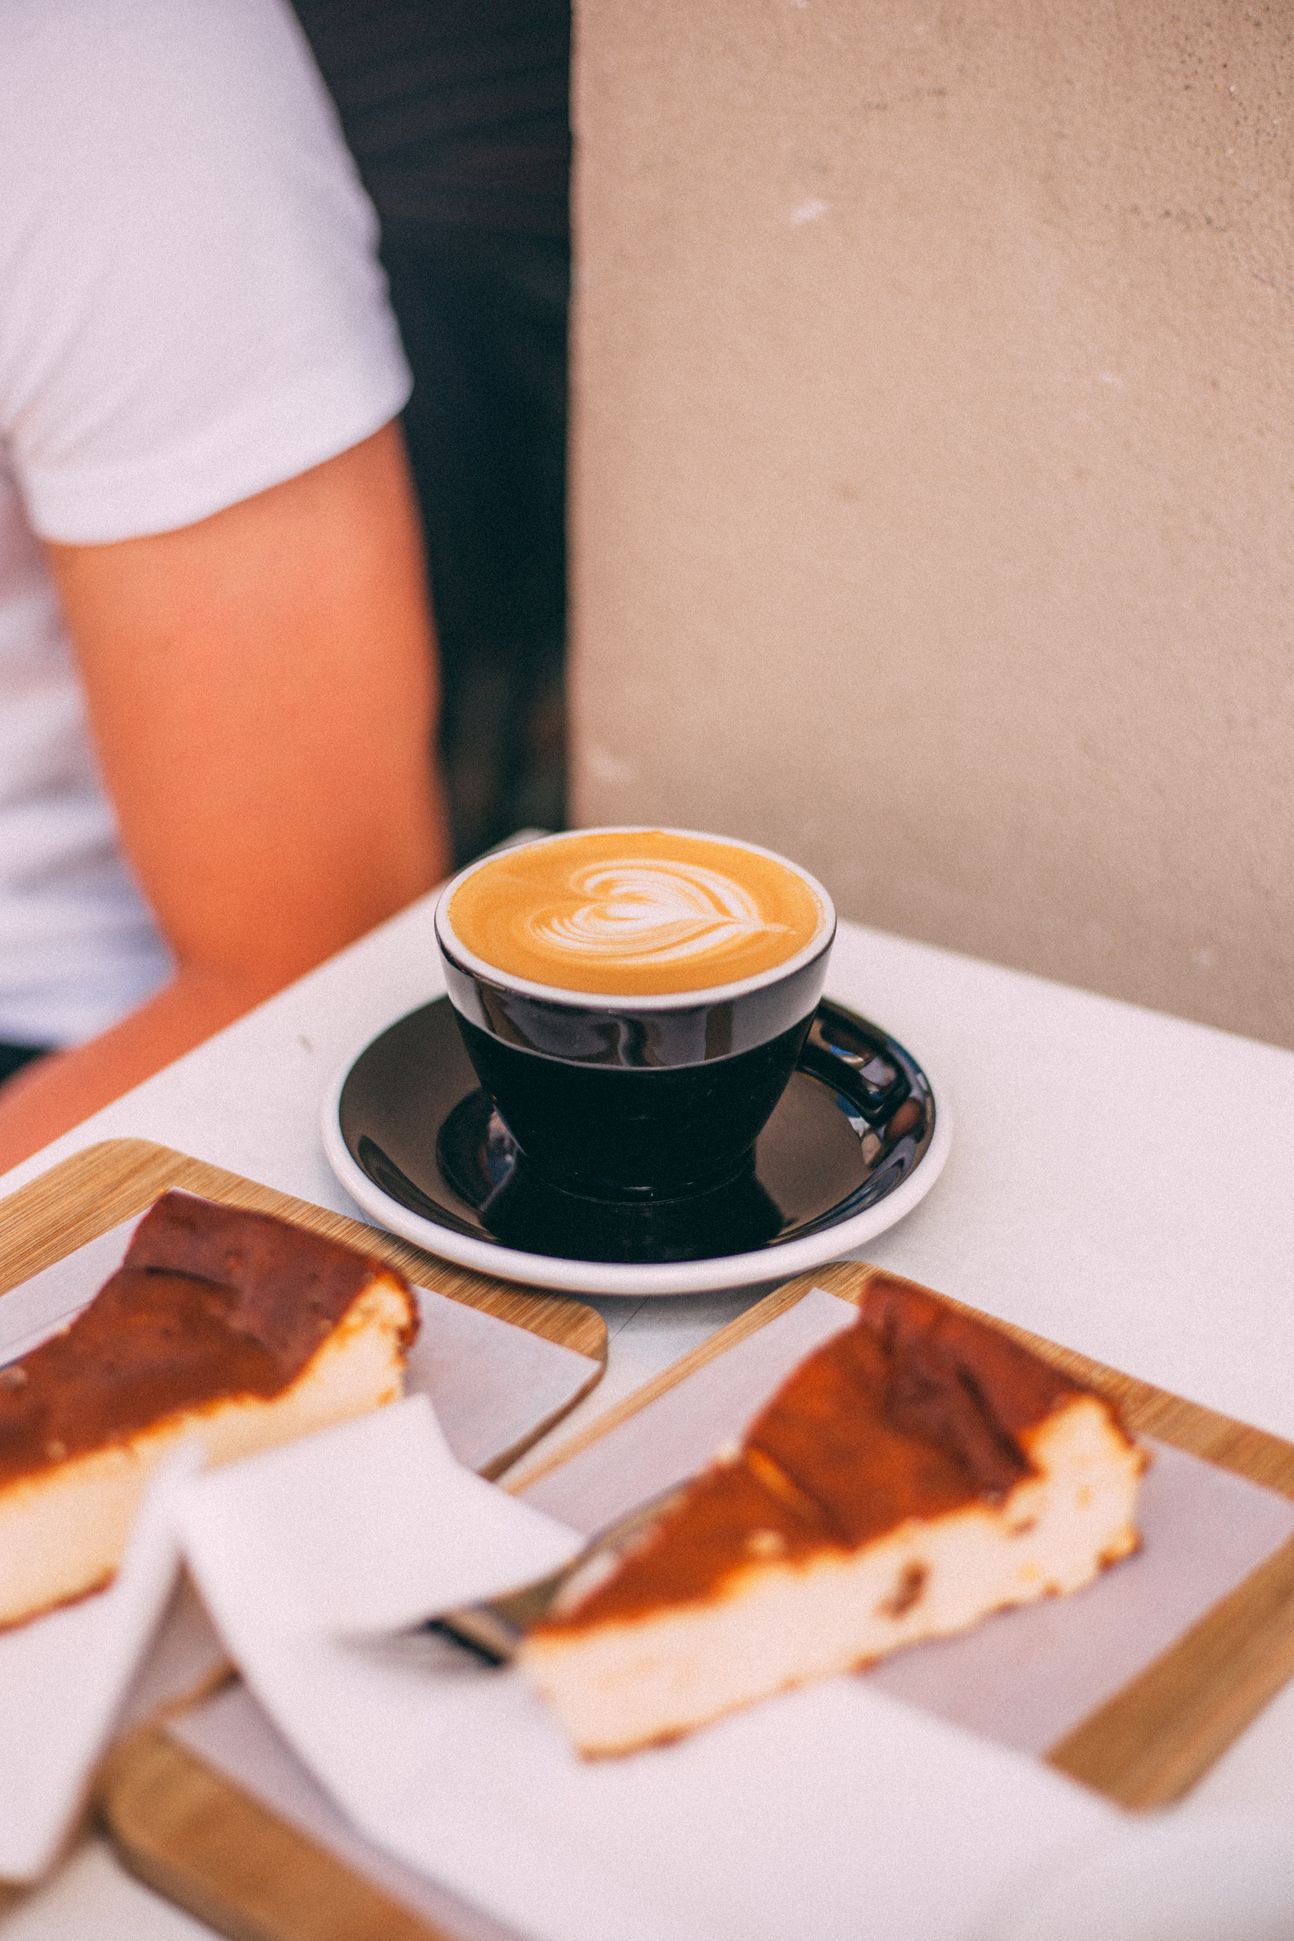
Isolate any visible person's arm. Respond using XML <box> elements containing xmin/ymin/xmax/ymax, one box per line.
<box><xmin>0</xmin><ymin>422</ymin><xmax>450</xmax><ymax>1171</ymax></box>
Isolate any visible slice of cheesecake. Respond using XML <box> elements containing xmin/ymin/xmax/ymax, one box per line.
<box><xmin>0</xmin><ymin>1192</ymin><xmax>418</xmax><ymax>1628</ymax></box>
<box><xmin>520</xmin><ymin>1273</ymin><xmax>1145</xmax><ymax>1755</ymax></box>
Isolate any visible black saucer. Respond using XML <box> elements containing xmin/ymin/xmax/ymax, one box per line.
<box><xmin>333</xmin><ymin>997</ymin><xmax>939</xmax><ymax>1271</ymax></box>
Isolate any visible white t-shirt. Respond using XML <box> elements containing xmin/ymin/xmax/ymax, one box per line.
<box><xmin>0</xmin><ymin>0</ymin><xmax>412</xmax><ymax>1047</ymax></box>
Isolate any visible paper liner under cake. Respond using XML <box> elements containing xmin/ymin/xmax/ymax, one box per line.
<box><xmin>520</xmin><ymin>1274</ymin><xmax>1145</xmax><ymax>1754</ymax></box>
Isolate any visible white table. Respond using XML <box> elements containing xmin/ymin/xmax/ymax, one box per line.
<box><xmin>5</xmin><ymin>897</ymin><xmax>1294</xmax><ymax>1937</ymax></box>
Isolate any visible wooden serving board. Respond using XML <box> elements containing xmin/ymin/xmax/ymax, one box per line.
<box><xmin>95</xmin><ymin>1259</ymin><xmax>1294</xmax><ymax>1941</ymax></box>
<box><xmin>0</xmin><ymin>1138</ymin><xmax>607</xmax><ymax>1929</ymax></box>
<box><xmin>515</xmin><ymin>1259</ymin><xmax>1294</xmax><ymax>1807</ymax></box>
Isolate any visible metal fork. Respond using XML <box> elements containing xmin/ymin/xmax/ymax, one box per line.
<box><xmin>432</xmin><ymin>1482</ymin><xmax>688</xmax><ymax>1662</ymax></box>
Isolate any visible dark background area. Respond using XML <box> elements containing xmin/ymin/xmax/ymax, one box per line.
<box><xmin>290</xmin><ymin>0</ymin><xmax>571</xmax><ymax>864</ymax></box>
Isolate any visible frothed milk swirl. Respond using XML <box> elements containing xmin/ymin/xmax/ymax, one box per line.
<box><xmin>445</xmin><ymin>829</ymin><xmax>830</xmax><ymax>997</ymax></box>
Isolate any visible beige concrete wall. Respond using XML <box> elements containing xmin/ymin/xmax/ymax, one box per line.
<box><xmin>569</xmin><ymin>0</ymin><xmax>1294</xmax><ymax>1045</ymax></box>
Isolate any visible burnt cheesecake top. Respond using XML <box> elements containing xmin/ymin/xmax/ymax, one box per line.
<box><xmin>538</xmin><ymin>1272</ymin><xmax>1138</xmax><ymax>1631</ymax></box>
<box><xmin>0</xmin><ymin>1192</ymin><xmax>416</xmax><ymax>1490</ymax></box>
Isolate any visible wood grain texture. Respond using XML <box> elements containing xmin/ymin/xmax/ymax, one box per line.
<box><xmin>99</xmin><ymin>1727</ymin><xmax>455</xmax><ymax>1941</ymax></box>
<box><xmin>95</xmin><ymin>1252</ymin><xmax>1294</xmax><ymax>1939</ymax></box>
<box><xmin>0</xmin><ymin>1140</ymin><xmax>607</xmax><ymax>1920</ymax></box>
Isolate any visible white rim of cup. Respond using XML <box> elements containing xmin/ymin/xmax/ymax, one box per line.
<box><xmin>433</xmin><ymin>826</ymin><xmax>837</xmax><ymax>1011</ymax></box>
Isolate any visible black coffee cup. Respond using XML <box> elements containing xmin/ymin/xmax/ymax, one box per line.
<box><xmin>433</xmin><ymin>829</ymin><xmax>836</xmax><ymax>1202</ymax></box>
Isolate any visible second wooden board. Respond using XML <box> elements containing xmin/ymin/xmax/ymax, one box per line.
<box><xmin>99</xmin><ymin>1258</ymin><xmax>1294</xmax><ymax>1941</ymax></box>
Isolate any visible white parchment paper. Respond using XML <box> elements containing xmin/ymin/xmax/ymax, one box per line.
<box><xmin>169</xmin><ymin>1288</ymin><xmax>1294</xmax><ymax>1941</ymax></box>
<box><xmin>518</xmin><ymin>1289</ymin><xmax>1294</xmax><ymax>1756</ymax></box>
<box><xmin>0</xmin><ymin>1207</ymin><xmax>599</xmax><ymax>1881</ymax></box>
<box><xmin>174</xmin><ymin>1391</ymin><xmax>1115</xmax><ymax>1941</ymax></box>
<box><xmin>0</xmin><ymin>1450</ymin><xmax>194</xmax><ymax>1882</ymax></box>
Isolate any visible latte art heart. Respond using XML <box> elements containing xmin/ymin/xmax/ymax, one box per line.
<box><xmin>446</xmin><ymin>828</ymin><xmax>829</xmax><ymax>996</ymax></box>
<box><xmin>535</xmin><ymin>863</ymin><xmax>783</xmax><ymax>968</ymax></box>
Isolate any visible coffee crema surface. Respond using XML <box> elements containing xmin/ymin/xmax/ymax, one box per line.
<box><xmin>446</xmin><ymin>830</ymin><xmax>829</xmax><ymax>996</ymax></box>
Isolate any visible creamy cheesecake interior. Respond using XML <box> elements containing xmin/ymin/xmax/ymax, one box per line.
<box><xmin>521</xmin><ymin>1274</ymin><xmax>1145</xmax><ymax>1756</ymax></box>
<box><xmin>0</xmin><ymin>1192</ymin><xmax>418</xmax><ymax>1629</ymax></box>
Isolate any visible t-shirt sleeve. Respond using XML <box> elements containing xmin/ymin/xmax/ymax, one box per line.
<box><xmin>0</xmin><ymin>0</ymin><xmax>412</xmax><ymax>545</ymax></box>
